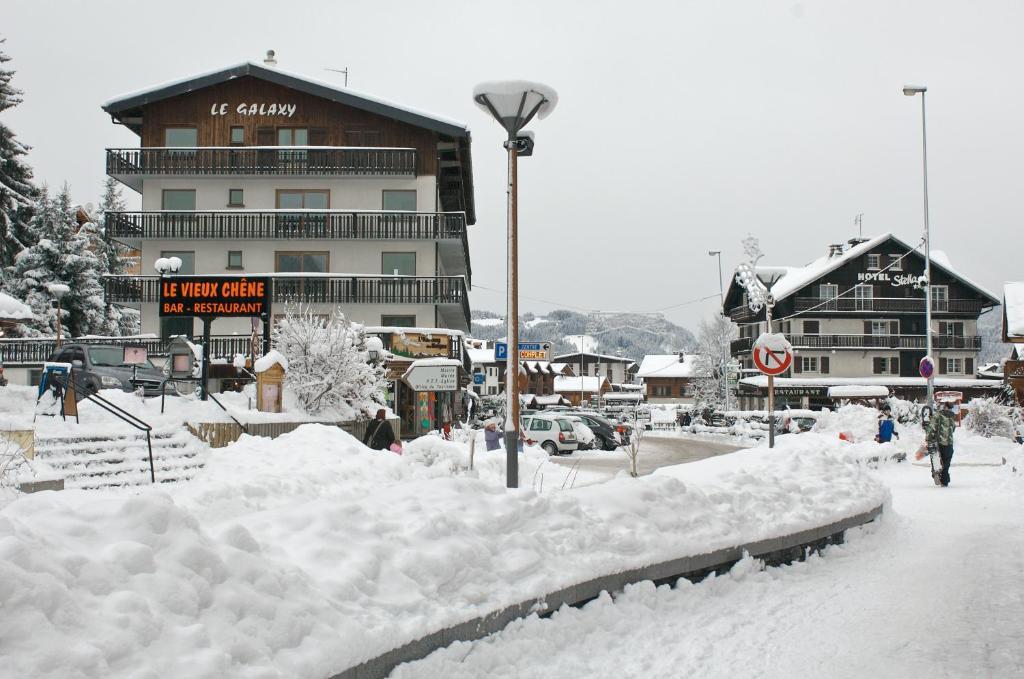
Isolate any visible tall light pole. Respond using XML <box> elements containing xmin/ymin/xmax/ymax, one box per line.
<box><xmin>708</xmin><ymin>250</ymin><xmax>729</xmax><ymax>410</ymax></box>
<box><xmin>474</xmin><ymin>81</ymin><xmax>557</xmax><ymax>488</ymax></box>
<box><xmin>903</xmin><ymin>84</ymin><xmax>934</xmax><ymax>407</ymax></box>
<box><xmin>46</xmin><ymin>283</ymin><xmax>69</xmax><ymax>349</ymax></box>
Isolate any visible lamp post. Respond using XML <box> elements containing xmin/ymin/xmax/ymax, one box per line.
<box><xmin>903</xmin><ymin>84</ymin><xmax>934</xmax><ymax>407</ymax></box>
<box><xmin>46</xmin><ymin>283</ymin><xmax>70</xmax><ymax>349</ymax></box>
<box><xmin>734</xmin><ymin>237</ymin><xmax>777</xmax><ymax>447</ymax></box>
<box><xmin>474</xmin><ymin>81</ymin><xmax>558</xmax><ymax>489</ymax></box>
<box><xmin>709</xmin><ymin>250</ymin><xmax>729</xmax><ymax>411</ymax></box>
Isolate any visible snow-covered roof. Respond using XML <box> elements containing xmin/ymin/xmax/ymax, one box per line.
<box><xmin>406</xmin><ymin>357</ymin><xmax>462</xmax><ymax>368</ymax></box>
<box><xmin>253</xmin><ymin>349</ymin><xmax>288</xmax><ymax>373</ymax></box>
<box><xmin>471</xmin><ymin>317</ymin><xmax>504</xmax><ymax>327</ymax></box>
<box><xmin>103</xmin><ymin>61</ymin><xmax>469</xmax><ymax>137</ymax></box>
<box><xmin>1003</xmin><ymin>282</ymin><xmax>1024</xmax><ymax>339</ymax></box>
<box><xmin>365</xmin><ymin>326</ymin><xmax>465</xmax><ymax>337</ymax></box>
<box><xmin>0</xmin><ymin>292</ymin><xmax>33</xmax><ymax>321</ymax></box>
<box><xmin>533</xmin><ymin>394</ymin><xmax>569</xmax><ymax>406</ymax></box>
<box><xmin>551</xmin><ymin>351</ymin><xmax>636</xmax><ymax>364</ymax></box>
<box><xmin>745</xmin><ymin>233</ymin><xmax>999</xmax><ymax>305</ymax></box>
<box><xmin>467</xmin><ymin>347</ymin><xmax>496</xmax><ymax>365</ymax></box>
<box><xmin>602</xmin><ymin>392</ymin><xmax>643</xmax><ymax>402</ymax></box>
<box><xmin>637</xmin><ymin>354</ymin><xmax>698</xmax><ymax>379</ymax></box>
<box><xmin>554</xmin><ymin>376</ymin><xmax>608</xmax><ymax>393</ymax></box>
<box><xmin>827</xmin><ymin>385</ymin><xmax>889</xmax><ymax>399</ymax></box>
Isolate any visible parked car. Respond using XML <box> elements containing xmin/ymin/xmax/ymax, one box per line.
<box><xmin>521</xmin><ymin>414</ymin><xmax>578</xmax><ymax>455</ymax></box>
<box><xmin>47</xmin><ymin>344</ymin><xmax>167</xmax><ymax>397</ymax></box>
<box><xmin>566</xmin><ymin>415</ymin><xmax>596</xmax><ymax>450</ymax></box>
<box><xmin>574</xmin><ymin>412</ymin><xmax>625</xmax><ymax>450</ymax></box>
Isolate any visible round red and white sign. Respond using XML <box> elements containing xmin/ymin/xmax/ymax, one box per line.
<box><xmin>752</xmin><ymin>333</ymin><xmax>793</xmax><ymax>376</ymax></box>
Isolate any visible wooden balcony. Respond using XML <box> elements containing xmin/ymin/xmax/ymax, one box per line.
<box><xmin>103</xmin><ymin>274</ymin><xmax>471</xmax><ymax>331</ymax></box>
<box><xmin>0</xmin><ymin>335</ymin><xmax>256</xmax><ymax>365</ymax></box>
<box><xmin>792</xmin><ymin>297</ymin><xmax>984</xmax><ymax>314</ymax></box>
<box><xmin>106</xmin><ymin>211</ymin><xmax>471</xmax><ymax>281</ymax></box>
<box><xmin>106</xmin><ymin>147</ymin><xmax>417</xmax><ymax>190</ymax></box>
<box><xmin>730</xmin><ymin>334</ymin><xmax>981</xmax><ymax>354</ymax></box>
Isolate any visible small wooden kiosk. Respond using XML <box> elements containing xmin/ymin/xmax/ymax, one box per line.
<box><xmin>254</xmin><ymin>350</ymin><xmax>287</xmax><ymax>413</ymax></box>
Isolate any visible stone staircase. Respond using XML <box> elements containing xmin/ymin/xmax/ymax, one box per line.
<box><xmin>33</xmin><ymin>427</ymin><xmax>209</xmax><ymax>490</ymax></box>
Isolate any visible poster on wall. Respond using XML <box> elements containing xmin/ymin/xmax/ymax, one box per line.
<box><xmin>389</xmin><ymin>332</ymin><xmax>450</xmax><ymax>358</ymax></box>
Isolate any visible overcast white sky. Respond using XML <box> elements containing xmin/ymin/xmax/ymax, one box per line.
<box><xmin>5</xmin><ymin>0</ymin><xmax>1022</xmax><ymax>331</ymax></box>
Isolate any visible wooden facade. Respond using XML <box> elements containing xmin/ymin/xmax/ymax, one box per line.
<box><xmin>136</xmin><ymin>76</ymin><xmax>440</xmax><ymax>177</ymax></box>
<box><xmin>644</xmin><ymin>376</ymin><xmax>693</xmax><ymax>401</ymax></box>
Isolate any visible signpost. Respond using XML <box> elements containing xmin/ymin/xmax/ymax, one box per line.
<box><xmin>495</xmin><ymin>341</ymin><xmax>550</xmax><ymax>361</ymax></box>
<box><xmin>919</xmin><ymin>356</ymin><xmax>935</xmax><ymax>379</ymax></box>
<box><xmin>402</xmin><ymin>364</ymin><xmax>459</xmax><ymax>392</ymax></box>
<box><xmin>752</xmin><ymin>332</ymin><xmax>793</xmax><ymax>447</ymax></box>
<box><xmin>158</xmin><ymin>275</ymin><xmax>271</xmax><ymax>400</ymax></box>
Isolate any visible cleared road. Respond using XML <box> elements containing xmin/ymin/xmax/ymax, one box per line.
<box><xmin>548</xmin><ymin>434</ymin><xmax>743</xmax><ymax>479</ymax></box>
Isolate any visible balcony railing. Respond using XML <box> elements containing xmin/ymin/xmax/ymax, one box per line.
<box><xmin>793</xmin><ymin>297</ymin><xmax>983</xmax><ymax>314</ymax></box>
<box><xmin>106</xmin><ymin>147</ymin><xmax>417</xmax><ymax>179</ymax></box>
<box><xmin>730</xmin><ymin>334</ymin><xmax>981</xmax><ymax>354</ymax></box>
<box><xmin>106</xmin><ymin>210</ymin><xmax>467</xmax><ymax>241</ymax></box>
<box><xmin>104</xmin><ymin>275</ymin><xmax>471</xmax><ymax>329</ymax></box>
<box><xmin>0</xmin><ymin>335</ymin><xmax>256</xmax><ymax>365</ymax></box>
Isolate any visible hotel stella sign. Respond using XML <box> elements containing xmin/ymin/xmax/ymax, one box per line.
<box><xmin>159</xmin><ymin>276</ymin><xmax>271</xmax><ymax>318</ymax></box>
<box><xmin>210</xmin><ymin>102</ymin><xmax>298</xmax><ymax>117</ymax></box>
<box><xmin>856</xmin><ymin>271</ymin><xmax>920</xmax><ymax>287</ymax></box>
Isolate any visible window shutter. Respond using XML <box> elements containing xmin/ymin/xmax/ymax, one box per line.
<box><xmin>794</xmin><ymin>358</ymin><xmax>802</xmax><ymax>374</ymax></box>
<box><xmin>864</xmin><ymin>321</ymin><xmax>872</xmax><ymax>334</ymax></box>
<box><xmin>890</xmin><ymin>320</ymin><xmax>899</xmax><ymax>335</ymax></box>
<box><xmin>891</xmin><ymin>357</ymin><xmax>899</xmax><ymax>375</ymax></box>
<box><xmin>821</xmin><ymin>357</ymin><xmax>830</xmax><ymax>374</ymax></box>
<box><xmin>873</xmin><ymin>357</ymin><xmax>883</xmax><ymax>374</ymax></box>
<box><xmin>939</xmin><ymin>357</ymin><xmax>948</xmax><ymax>374</ymax></box>
<box><xmin>256</xmin><ymin>127</ymin><xmax>275</xmax><ymax>145</ymax></box>
<box><xmin>966</xmin><ymin>357</ymin><xmax>974</xmax><ymax>375</ymax></box>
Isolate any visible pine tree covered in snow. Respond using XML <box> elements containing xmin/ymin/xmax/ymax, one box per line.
<box><xmin>272</xmin><ymin>304</ymin><xmax>387</xmax><ymax>417</ymax></box>
<box><xmin>692</xmin><ymin>315</ymin><xmax>737</xmax><ymax>410</ymax></box>
<box><xmin>0</xmin><ymin>38</ymin><xmax>38</xmax><ymax>276</ymax></box>
<box><xmin>89</xmin><ymin>178</ymin><xmax>138</xmax><ymax>335</ymax></box>
<box><xmin>11</xmin><ymin>186</ymin><xmax>106</xmax><ymax>337</ymax></box>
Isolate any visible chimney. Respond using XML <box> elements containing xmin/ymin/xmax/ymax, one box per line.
<box><xmin>828</xmin><ymin>243</ymin><xmax>845</xmax><ymax>257</ymax></box>
<box><xmin>263</xmin><ymin>50</ymin><xmax>277</xmax><ymax>66</ymax></box>
<box><xmin>847</xmin><ymin>237</ymin><xmax>868</xmax><ymax>246</ymax></box>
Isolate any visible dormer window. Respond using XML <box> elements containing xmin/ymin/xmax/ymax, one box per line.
<box><xmin>867</xmin><ymin>254</ymin><xmax>881</xmax><ymax>270</ymax></box>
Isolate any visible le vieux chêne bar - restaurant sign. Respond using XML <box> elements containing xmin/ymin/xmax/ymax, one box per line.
<box><xmin>159</xmin><ymin>277</ymin><xmax>270</xmax><ymax>318</ymax></box>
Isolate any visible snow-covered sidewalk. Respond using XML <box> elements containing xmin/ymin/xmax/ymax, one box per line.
<box><xmin>392</xmin><ymin>446</ymin><xmax>1024</xmax><ymax>678</ymax></box>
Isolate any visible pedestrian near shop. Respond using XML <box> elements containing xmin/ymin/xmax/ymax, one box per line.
<box><xmin>363</xmin><ymin>409</ymin><xmax>397</xmax><ymax>451</ymax></box>
<box><xmin>925</xmin><ymin>403</ymin><xmax>956</xmax><ymax>487</ymax></box>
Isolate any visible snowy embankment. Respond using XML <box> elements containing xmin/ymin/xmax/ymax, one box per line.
<box><xmin>1</xmin><ymin>424</ymin><xmax>886</xmax><ymax>678</ymax></box>
<box><xmin>395</xmin><ymin>429</ymin><xmax>1024</xmax><ymax>679</ymax></box>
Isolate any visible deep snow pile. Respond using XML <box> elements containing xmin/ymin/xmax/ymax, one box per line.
<box><xmin>0</xmin><ymin>424</ymin><xmax>886</xmax><ymax>678</ymax></box>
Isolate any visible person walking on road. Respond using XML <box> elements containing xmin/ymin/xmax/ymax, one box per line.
<box><xmin>925</xmin><ymin>403</ymin><xmax>957</xmax><ymax>487</ymax></box>
<box><xmin>363</xmin><ymin>409</ymin><xmax>397</xmax><ymax>451</ymax></box>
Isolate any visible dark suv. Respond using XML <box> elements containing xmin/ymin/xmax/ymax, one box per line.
<box><xmin>48</xmin><ymin>344</ymin><xmax>167</xmax><ymax>397</ymax></box>
<box><xmin>574</xmin><ymin>412</ymin><xmax>626</xmax><ymax>450</ymax></box>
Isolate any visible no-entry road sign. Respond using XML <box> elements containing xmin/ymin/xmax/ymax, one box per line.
<box><xmin>752</xmin><ymin>333</ymin><xmax>793</xmax><ymax>376</ymax></box>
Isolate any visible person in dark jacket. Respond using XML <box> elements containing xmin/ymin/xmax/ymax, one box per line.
<box><xmin>363</xmin><ymin>409</ymin><xmax>397</xmax><ymax>451</ymax></box>
<box><xmin>925</xmin><ymin>404</ymin><xmax>956</xmax><ymax>486</ymax></box>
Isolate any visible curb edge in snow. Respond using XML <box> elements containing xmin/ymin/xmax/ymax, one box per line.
<box><xmin>329</xmin><ymin>503</ymin><xmax>885</xmax><ymax>679</ymax></box>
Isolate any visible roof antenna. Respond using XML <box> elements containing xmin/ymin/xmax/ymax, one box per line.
<box><xmin>854</xmin><ymin>213</ymin><xmax>864</xmax><ymax>239</ymax></box>
<box><xmin>325</xmin><ymin>67</ymin><xmax>349</xmax><ymax>87</ymax></box>
<box><xmin>264</xmin><ymin>50</ymin><xmax>277</xmax><ymax>66</ymax></box>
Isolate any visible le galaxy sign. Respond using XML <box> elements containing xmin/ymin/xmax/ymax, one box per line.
<box><xmin>210</xmin><ymin>102</ymin><xmax>297</xmax><ymax>117</ymax></box>
<box><xmin>159</xmin><ymin>276</ymin><xmax>270</xmax><ymax>318</ymax></box>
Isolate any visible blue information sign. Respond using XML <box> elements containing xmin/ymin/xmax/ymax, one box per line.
<box><xmin>495</xmin><ymin>342</ymin><xmax>508</xmax><ymax>360</ymax></box>
<box><xmin>473</xmin><ymin>373</ymin><xmax>485</xmax><ymax>385</ymax></box>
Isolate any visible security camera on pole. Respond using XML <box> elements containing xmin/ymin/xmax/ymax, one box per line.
<box><xmin>734</xmin><ymin>236</ymin><xmax>789</xmax><ymax>448</ymax></box>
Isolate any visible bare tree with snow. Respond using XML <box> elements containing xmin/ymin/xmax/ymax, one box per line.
<box><xmin>271</xmin><ymin>303</ymin><xmax>387</xmax><ymax>418</ymax></box>
<box><xmin>692</xmin><ymin>314</ymin><xmax>737</xmax><ymax>413</ymax></box>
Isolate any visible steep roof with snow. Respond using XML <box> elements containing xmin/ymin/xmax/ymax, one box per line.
<box><xmin>0</xmin><ymin>292</ymin><xmax>33</xmax><ymax>321</ymax></box>
<box><xmin>637</xmin><ymin>354</ymin><xmax>698</xmax><ymax>379</ymax></box>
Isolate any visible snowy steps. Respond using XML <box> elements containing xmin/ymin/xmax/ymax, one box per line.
<box><xmin>34</xmin><ymin>427</ymin><xmax>209</xmax><ymax>490</ymax></box>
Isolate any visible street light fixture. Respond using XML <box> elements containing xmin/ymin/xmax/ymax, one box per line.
<box><xmin>902</xmin><ymin>84</ymin><xmax>934</xmax><ymax>407</ymax></box>
<box><xmin>46</xmin><ymin>283</ymin><xmax>70</xmax><ymax>349</ymax></box>
<box><xmin>473</xmin><ymin>80</ymin><xmax>558</xmax><ymax>489</ymax></box>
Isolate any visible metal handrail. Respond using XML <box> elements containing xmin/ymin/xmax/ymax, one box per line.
<box><xmin>48</xmin><ymin>372</ymin><xmax>156</xmax><ymax>483</ymax></box>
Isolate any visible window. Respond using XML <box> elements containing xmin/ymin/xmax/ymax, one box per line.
<box><xmin>276</xmin><ymin>190</ymin><xmax>329</xmax><ymax>209</ymax></box>
<box><xmin>277</xmin><ymin>128</ymin><xmax>309</xmax><ymax>146</ymax></box>
<box><xmin>164</xmin><ymin>127</ymin><xmax>197</xmax><ymax>148</ymax></box>
<box><xmin>870</xmin><ymin>320</ymin><xmax>893</xmax><ymax>335</ymax></box>
<box><xmin>803</xmin><ymin>320</ymin><xmax>819</xmax><ymax>335</ymax></box>
<box><xmin>276</xmin><ymin>190</ymin><xmax>329</xmax><ymax>236</ymax></box>
<box><xmin>872</xmin><ymin>357</ymin><xmax>900</xmax><ymax>375</ymax></box>
<box><xmin>931</xmin><ymin>285</ymin><xmax>948</xmax><ymax>312</ymax></box>
<box><xmin>889</xmin><ymin>254</ymin><xmax>902</xmax><ymax>271</ymax></box>
<box><xmin>529</xmin><ymin>419</ymin><xmax>552</xmax><ymax>432</ymax></box>
<box><xmin>228</xmin><ymin>189</ymin><xmax>244</xmax><ymax>207</ymax></box>
<box><xmin>381</xmin><ymin>315</ymin><xmax>416</xmax><ymax>327</ymax></box>
<box><xmin>346</xmin><ymin>129</ymin><xmax>381</xmax><ymax>146</ymax></box>
<box><xmin>801</xmin><ymin>357</ymin><xmax>818</xmax><ymax>373</ymax></box>
<box><xmin>160</xmin><ymin>250</ymin><xmax>195</xmax><ymax>274</ymax></box>
<box><xmin>227</xmin><ymin>251</ymin><xmax>243</xmax><ymax>269</ymax></box>
<box><xmin>818</xmin><ymin>284</ymin><xmax>839</xmax><ymax>310</ymax></box>
<box><xmin>652</xmin><ymin>385</ymin><xmax>671</xmax><ymax>397</ymax></box>
<box><xmin>867</xmin><ymin>254</ymin><xmax>881</xmax><ymax>270</ymax></box>
<box><xmin>161</xmin><ymin>189</ymin><xmax>196</xmax><ymax>210</ymax></box>
<box><xmin>942</xmin><ymin>358</ymin><xmax>964</xmax><ymax>375</ymax></box>
<box><xmin>276</xmin><ymin>251</ymin><xmax>328</xmax><ymax>273</ymax></box>
<box><xmin>230</xmin><ymin>126</ymin><xmax>245</xmax><ymax>145</ymax></box>
<box><xmin>939</xmin><ymin>321</ymin><xmax>964</xmax><ymax>337</ymax></box>
<box><xmin>854</xmin><ymin>284</ymin><xmax>873</xmax><ymax>311</ymax></box>
<box><xmin>382</xmin><ymin>252</ymin><xmax>416</xmax><ymax>276</ymax></box>
<box><xmin>382</xmin><ymin>190</ymin><xmax>417</xmax><ymax>211</ymax></box>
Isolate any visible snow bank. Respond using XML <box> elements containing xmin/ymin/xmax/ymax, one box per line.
<box><xmin>0</xmin><ymin>423</ymin><xmax>888</xmax><ymax>678</ymax></box>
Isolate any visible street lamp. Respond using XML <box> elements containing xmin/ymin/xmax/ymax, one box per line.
<box><xmin>46</xmin><ymin>283</ymin><xmax>70</xmax><ymax>348</ymax></box>
<box><xmin>473</xmin><ymin>80</ymin><xmax>558</xmax><ymax>489</ymax></box>
<box><xmin>154</xmin><ymin>257</ymin><xmax>183</xmax><ymax>276</ymax></box>
<box><xmin>708</xmin><ymin>250</ymin><xmax>729</xmax><ymax>410</ymax></box>
<box><xmin>903</xmin><ymin>84</ymin><xmax>934</xmax><ymax>407</ymax></box>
